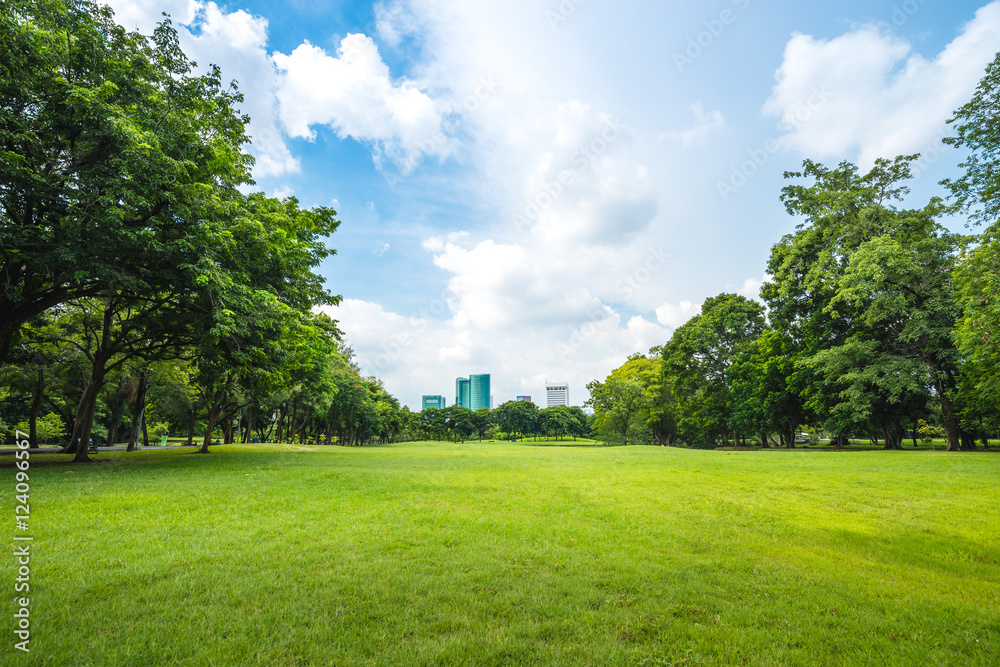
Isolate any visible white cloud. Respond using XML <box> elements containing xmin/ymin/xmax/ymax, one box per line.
<box><xmin>105</xmin><ymin>0</ymin><xmax>298</xmax><ymax>178</ymax></box>
<box><xmin>763</xmin><ymin>1</ymin><xmax>1000</xmax><ymax>167</ymax></box>
<box><xmin>272</xmin><ymin>34</ymin><xmax>448</xmax><ymax>174</ymax></box>
<box><xmin>272</xmin><ymin>185</ymin><xmax>295</xmax><ymax>199</ymax></box>
<box><xmin>670</xmin><ymin>103</ymin><xmax>726</xmax><ymax>146</ymax></box>
<box><xmin>327</xmin><ymin>297</ymin><xmax>671</xmax><ymax>411</ymax></box>
<box><xmin>655</xmin><ymin>300</ymin><xmax>702</xmax><ymax>329</ymax></box>
<box><xmin>737</xmin><ymin>273</ymin><xmax>772</xmax><ymax>300</ymax></box>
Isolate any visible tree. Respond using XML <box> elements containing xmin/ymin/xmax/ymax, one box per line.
<box><xmin>419</xmin><ymin>407</ymin><xmax>447</xmax><ymax>440</ymax></box>
<box><xmin>661</xmin><ymin>294</ymin><xmax>765</xmax><ymax>447</ymax></box>
<box><xmin>942</xmin><ymin>52</ymin><xmax>1000</xmax><ymax>420</ymax></box>
<box><xmin>941</xmin><ymin>52</ymin><xmax>1000</xmax><ymax>227</ymax></box>
<box><xmin>763</xmin><ymin>156</ymin><xmax>941</xmax><ymax>446</ymax></box>
<box><xmin>443</xmin><ymin>405</ymin><xmax>475</xmax><ymax>442</ymax></box>
<box><xmin>539</xmin><ymin>405</ymin><xmax>575</xmax><ymax>440</ymax></box>
<box><xmin>189</xmin><ymin>194</ymin><xmax>341</xmax><ymax>453</ymax></box>
<box><xmin>586</xmin><ymin>370</ymin><xmax>645</xmax><ymax>445</ymax></box>
<box><xmin>832</xmin><ymin>214</ymin><xmax>965</xmax><ymax>449</ymax></box>
<box><xmin>493</xmin><ymin>400</ymin><xmax>539</xmax><ymax>440</ymax></box>
<box><xmin>729</xmin><ymin>330</ymin><xmax>808</xmax><ymax>448</ymax></box>
<box><xmin>471</xmin><ymin>408</ymin><xmax>494</xmax><ymax>441</ymax></box>
<box><xmin>0</xmin><ymin>2</ymin><xmax>252</xmax><ymax>362</ymax></box>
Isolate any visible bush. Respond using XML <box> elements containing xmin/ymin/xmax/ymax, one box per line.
<box><xmin>148</xmin><ymin>422</ymin><xmax>170</xmax><ymax>440</ymax></box>
<box><xmin>13</xmin><ymin>413</ymin><xmax>67</xmax><ymax>445</ymax></box>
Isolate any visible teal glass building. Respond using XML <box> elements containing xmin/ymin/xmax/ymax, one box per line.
<box><xmin>422</xmin><ymin>395</ymin><xmax>446</xmax><ymax>410</ymax></box>
<box><xmin>455</xmin><ymin>374</ymin><xmax>490</xmax><ymax>410</ymax></box>
<box><xmin>455</xmin><ymin>377</ymin><xmax>471</xmax><ymax>408</ymax></box>
<box><xmin>469</xmin><ymin>374</ymin><xmax>491</xmax><ymax>411</ymax></box>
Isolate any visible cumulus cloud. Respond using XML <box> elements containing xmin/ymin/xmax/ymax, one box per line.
<box><xmin>327</xmin><ymin>297</ymin><xmax>671</xmax><ymax>410</ymax></box>
<box><xmin>106</xmin><ymin>1</ymin><xmax>453</xmax><ymax>177</ymax></box>
<box><xmin>273</xmin><ymin>34</ymin><xmax>449</xmax><ymax>173</ymax></box>
<box><xmin>655</xmin><ymin>300</ymin><xmax>702</xmax><ymax>329</ymax></box>
<box><xmin>763</xmin><ymin>1</ymin><xmax>1000</xmax><ymax>167</ymax></box>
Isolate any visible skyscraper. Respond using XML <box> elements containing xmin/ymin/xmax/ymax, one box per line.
<box><xmin>546</xmin><ymin>382</ymin><xmax>569</xmax><ymax>407</ymax></box>
<box><xmin>422</xmin><ymin>395</ymin><xmax>446</xmax><ymax>410</ymax></box>
<box><xmin>469</xmin><ymin>374</ymin><xmax>491</xmax><ymax>411</ymax></box>
<box><xmin>455</xmin><ymin>377</ymin><xmax>471</xmax><ymax>408</ymax></box>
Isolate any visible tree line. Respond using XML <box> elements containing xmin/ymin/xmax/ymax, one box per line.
<box><xmin>0</xmin><ymin>1</ymin><xmax>408</xmax><ymax>460</ymax></box>
<box><xmin>587</xmin><ymin>53</ymin><xmax>1000</xmax><ymax>452</ymax></box>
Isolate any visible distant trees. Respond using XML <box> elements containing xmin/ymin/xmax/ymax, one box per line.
<box><xmin>588</xmin><ymin>53</ymin><xmax>1000</xmax><ymax>449</ymax></box>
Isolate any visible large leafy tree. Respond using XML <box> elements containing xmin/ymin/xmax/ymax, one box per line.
<box><xmin>661</xmin><ymin>294</ymin><xmax>765</xmax><ymax>446</ymax></box>
<box><xmin>729</xmin><ymin>330</ymin><xmax>808</xmax><ymax>448</ymax></box>
<box><xmin>0</xmin><ymin>1</ymin><xmax>251</xmax><ymax>362</ymax></box>
<box><xmin>763</xmin><ymin>156</ymin><xmax>941</xmax><ymax>445</ymax></box>
<box><xmin>832</xmin><ymin>213</ymin><xmax>965</xmax><ymax>449</ymax></box>
<box><xmin>942</xmin><ymin>52</ymin><xmax>1000</xmax><ymax>421</ymax></box>
<box><xmin>586</xmin><ymin>359</ymin><xmax>647</xmax><ymax>445</ymax></box>
<box><xmin>941</xmin><ymin>52</ymin><xmax>1000</xmax><ymax>227</ymax></box>
<box><xmin>493</xmin><ymin>399</ymin><xmax>539</xmax><ymax>440</ymax></box>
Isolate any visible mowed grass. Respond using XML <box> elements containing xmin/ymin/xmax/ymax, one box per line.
<box><xmin>3</xmin><ymin>442</ymin><xmax>999</xmax><ymax>666</ymax></box>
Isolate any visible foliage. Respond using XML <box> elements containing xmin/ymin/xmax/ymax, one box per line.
<box><xmin>13</xmin><ymin>411</ymin><xmax>65</xmax><ymax>445</ymax></box>
<box><xmin>0</xmin><ymin>0</ymin><xmax>252</xmax><ymax>362</ymax></box>
<box><xmin>941</xmin><ymin>52</ymin><xmax>1000</xmax><ymax>226</ymax></box>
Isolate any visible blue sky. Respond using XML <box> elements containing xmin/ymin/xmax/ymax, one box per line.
<box><xmin>108</xmin><ymin>0</ymin><xmax>1000</xmax><ymax>410</ymax></box>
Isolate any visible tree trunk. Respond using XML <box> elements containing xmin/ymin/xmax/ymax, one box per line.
<box><xmin>28</xmin><ymin>367</ymin><xmax>43</xmax><ymax>446</ymax></box>
<box><xmin>186</xmin><ymin>408</ymin><xmax>197</xmax><ymax>446</ymax></box>
<box><xmin>200</xmin><ymin>393</ymin><xmax>224</xmax><ymax>454</ymax></box>
<box><xmin>275</xmin><ymin>404</ymin><xmax>287</xmax><ymax>443</ymax></box>
<box><xmin>960</xmin><ymin>430</ymin><xmax>976</xmax><ymax>451</ymax></box>
<box><xmin>141</xmin><ymin>412</ymin><xmax>149</xmax><ymax>447</ymax></box>
<box><xmin>937</xmin><ymin>381</ymin><xmax>962</xmax><ymax>451</ymax></box>
<box><xmin>106</xmin><ymin>391</ymin><xmax>128</xmax><ymax>447</ymax></box>
<box><xmin>243</xmin><ymin>405</ymin><xmax>254</xmax><ymax>443</ymax></box>
<box><xmin>71</xmin><ymin>363</ymin><xmax>109</xmax><ymax>463</ymax></box>
<box><xmin>127</xmin><ymin>374</ymin><xmax>149</xmax><ymax>452</ymax></box>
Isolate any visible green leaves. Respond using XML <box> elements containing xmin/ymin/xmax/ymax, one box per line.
<box><xmin>942</xmin><ymin>52</ymin><xmax>1000</xmax><ymax>227</ymax></box>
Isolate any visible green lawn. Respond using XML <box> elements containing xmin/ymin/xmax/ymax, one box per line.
<box><xmin>3</xmin><ymin>442</ymin><xmax>999</xmax><ymax>665</ymax></box>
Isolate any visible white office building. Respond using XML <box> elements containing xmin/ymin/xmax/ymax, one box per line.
<box><xmin>546</xmin><ymin>382</ymin><xmax>569</xmax><ymax>407</ymax></box>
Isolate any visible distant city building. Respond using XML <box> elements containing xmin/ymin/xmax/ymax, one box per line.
<box><xmin>422</xmin><ymin>395</ymin><xmax>446</xmax><ymax>410</ymax></box>
<box><xmin>455</xmin><ymin>377</ymin><xmax>471</xmax><ymax>409</ymax></box>
<box><xmin>516</xmin><ymin>395</ymin><xmax>532</xmax><ymax>403</ymax></box>
<box><xmin>469</xmin><ymin>374</ymin><xmax>491</xmax><ymax>411</ymax></box>
<box><xmin>546</xmin><ymin>382</ymin><xmax>569</xmax><ymax>407</ymax></box>
<box><xmin>455</xmin><ymin>374</ymin><xmax>491</xmax><ymax>410</ymax></box>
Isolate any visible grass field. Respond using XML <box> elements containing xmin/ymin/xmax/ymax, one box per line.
<box><xmin>3</xmin><ymin>441</ymin><xmax>999</xmax><ymax>665</ymax></box>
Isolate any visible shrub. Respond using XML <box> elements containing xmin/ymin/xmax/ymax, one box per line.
<box><xmin>148</xmin><ymin>422</ymin><xmax>171</xmax><ymax>440</ymax></box>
